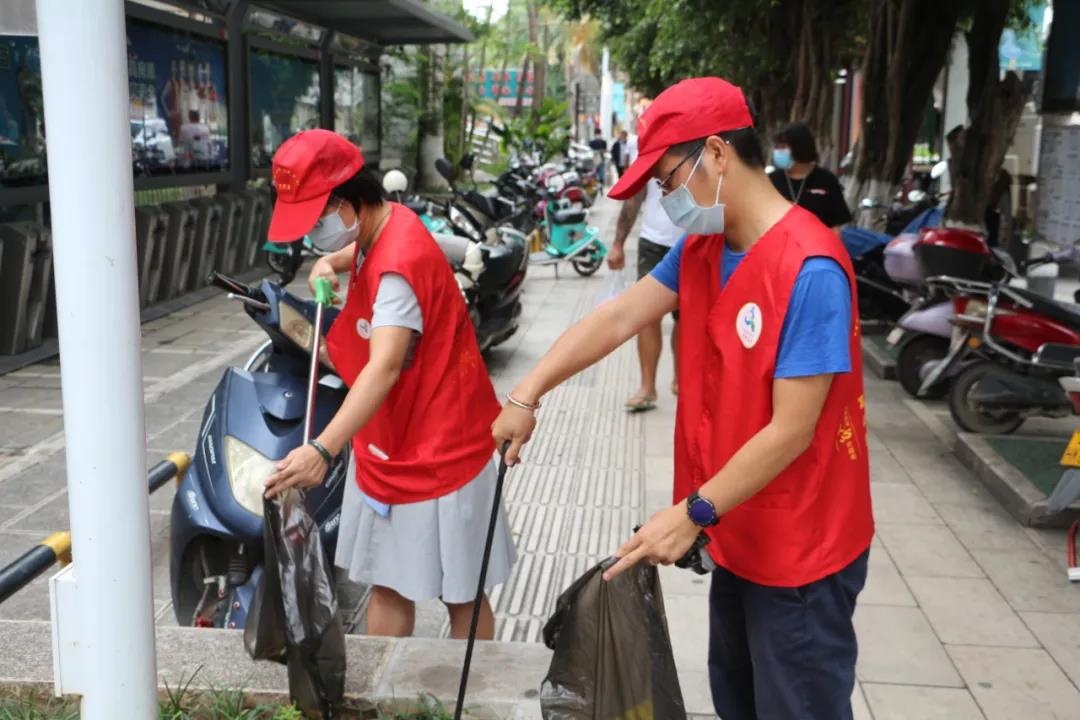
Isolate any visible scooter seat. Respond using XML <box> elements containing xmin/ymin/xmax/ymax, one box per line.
<box><xmin>553</xmin><ymin>207</ymin><xmax>587</xmax><ymax>225</ymax></box>
<box><xmin>1011</xmin><ymin>287</ymin><xmax>1080</xmax><ymax>333</ymax></box>
<box><xmin>404</xmin><ymin>198</ymin><xmax>428</xmax><ymax>215</ymax></box>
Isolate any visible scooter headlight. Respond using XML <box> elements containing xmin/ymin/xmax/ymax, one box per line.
<box><xmin>223</xmin><ymin>435</ymin><xmax>274</xmax><ymax>516</ymax></box>
<box><xmin>279</xmin><ymin>302</ymin><xmax>336</xmax><ymax>370</ymax></box>
<box><xmin>449</xmin><ymin>206</ymin><xmax>482</xmax><ymax>242</ymax></box>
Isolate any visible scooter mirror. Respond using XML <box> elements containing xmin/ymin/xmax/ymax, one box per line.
<box><xmin>460</xmin><ymin>153</ymin><xmax>475</xmax><ymax>171</ymax></box>
<box><xmin>435</xmin><ymin>158</ymin><xmax>455</xmax><ymax>183</ymax></box>
<box><xmin>930</xmin><ymin>160</ymin><xmax>949</xmax><ymax>180</ymax></box>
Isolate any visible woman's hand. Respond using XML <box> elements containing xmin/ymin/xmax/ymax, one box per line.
<box><xmin>264</xmin><ymin>444</ymin><xmax>328</xmax><ymax>499</ymax></box>
<box><xmin>602</xmin><ymin>501</ymin><xmax>701</xmax><ymax>581</ymax></box>
<box><xmin>491</xmin><ymin>405</ymin><xmax>537</xmax><ymax>466</ymax></box>
<box><xmin>308</xmin><ymin>256</ymin><xmax>341</xmax><ymax>303</ymax></box>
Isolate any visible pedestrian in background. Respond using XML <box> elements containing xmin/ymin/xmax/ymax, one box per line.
<box><xmin>610</xmin><ymin>129</ymin><xmax>630</xmax><ymax>180</ymax></box>
<box><xmin>607</xmin><ymin>176</ymin><xmax>683</xmax><ymax>411</ymax></box>
<box><xmin>589</xmin><ymin>127</ymin><xmax>609</xmax><ymax>187</ymax></box>
<box><xmin>769</xmin><ymin>122</ymin><xmax>851</xmax><ymax>233</ymax></box>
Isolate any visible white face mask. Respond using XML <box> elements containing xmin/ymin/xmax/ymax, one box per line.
<box><xmin>307</xmin><ymin>201</ymin><xmax>359</xmax><ymax>252</ymax></box>
<box><xmin>658</xmin><ymin>149</ymin><xmax>727</xmax><ymax>234</ymax></box>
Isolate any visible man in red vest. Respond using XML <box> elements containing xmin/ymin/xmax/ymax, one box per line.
<box><xmin>492</xmin><ymin>77</ymin><xmax>874</xmax><ymax>719</ymax></box>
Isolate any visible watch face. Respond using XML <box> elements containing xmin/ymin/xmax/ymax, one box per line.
<box><xmin>689</xmin><ymin>497</ymin><xmax>715</xmax><ymax>526</ymax></box>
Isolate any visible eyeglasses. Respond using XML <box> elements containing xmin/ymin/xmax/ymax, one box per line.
<box><xmin>658</xmin><ymin>142</ymin><xmax>705</xmax><ymax>194</ymax></box>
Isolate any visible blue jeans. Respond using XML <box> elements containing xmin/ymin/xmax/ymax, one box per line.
<box><xmin>708</xmin><ymin>549</ymin><xmax>869</xmax><ymax>719</ymax></box>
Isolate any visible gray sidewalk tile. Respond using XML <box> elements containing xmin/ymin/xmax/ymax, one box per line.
<box><xmin>862</xmin><ymin>683</ymin><xmax>985</xmax><ymax>719</ymax></box>
<box><xmin>935</xmin><ymin>501</ymin><xmax>1042</xmax><ymax>553</ymax></box>
<box><xmin>861</xmin><ymin>543</ymin><xmax>917</xmax><ymax>607</ymax></box>
<box><xmin>948</xmin><ymin>645</ymin><xmax>1080</xmax><ymax>720</ymax></box>
<box><xmin>1019</xmin><ymin>612</ymin><xmax>1080</xmax><ymax>688</ymax></box>
<box><xmin>854</xmin><ymin>605</ymin><xmax>963</xmax><ymax>687</ymax></box>
<box><xmin>871</xmin><ymin>482</ymin><xmax>944</xmax><ymax>525</ymax></box>
<box><xmin>876</xmin><ymin>523</ymin><xmax>984</xmax><ymax>578</ymax></box>
<box><xmin>972</xmin><ymin>548</ymin><xmax>1080</xmax><ymax>613</ymax></box>
<box><xmin>907</xmin><ymin>577</ymin><xmax>1038</xmax><ymax>647</ymax></box>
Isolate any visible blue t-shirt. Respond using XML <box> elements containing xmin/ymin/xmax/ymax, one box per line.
<box><xmin>650</xmin><ymin>235</ymin><xmax>852</xmax><ymax>378</ymax></box>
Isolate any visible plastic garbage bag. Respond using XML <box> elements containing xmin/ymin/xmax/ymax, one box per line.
<box><xmin>540</xmin><ymin>559</ymin><xmax>687</xmax><ymax>720</ymax></box>
<box><xmin>595</xmin><ymin>269</ymin><xmax>629</xmax><ymax>308</ymax></box>
<box><xmin>245</xmin><ymin>491</ymin><xmax>346</xmax><ymax>718</ymax></box>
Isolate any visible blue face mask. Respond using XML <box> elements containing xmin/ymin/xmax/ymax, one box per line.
<box><xmin>658</xmin><ymin>150</ymin><xmax>726</xmax><ymax>234</ymax></box>
<box><xmin>772</xmin><ymin>147</ymin><xmax>793</xmax><ymax>170</ymax></box>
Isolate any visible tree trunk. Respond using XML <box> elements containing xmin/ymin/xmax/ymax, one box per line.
<box><xmin>482</xmin><ymin>9</ymin><xmax>515</xmax><ymax>150</ymax></box>
<box><xmin>417</xmin><ymin>44</ymin><xmax>448</xmax><ymax>191</ymax></box>
<box><xmin>946</xmin><ymin>0</ymin><xmax>1026</xmax><ymax>231</ymax></box>
<box><xmin>514</xmin><ymin>56</ymin><xmax>531</xmax><ymax>117</ymax></box>
<box><xmin>849</xmin><ymin>0</ymin><xmax>963</xmax><ymax>218</ymax></box>
<box><xmin>466</xmin><ymin>3</ymin><xmax>495</xmax><ymax>151</ymax></box>
<box><xmin>523</xmin><ymin>0</ymin><xmax>540</xmax><ymax>122</ymax></box>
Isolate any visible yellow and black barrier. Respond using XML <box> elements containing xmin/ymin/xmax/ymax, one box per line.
<box><xmin>0</xmin><ymin>452</ymin><xmax>191</xmax><ymax>604</ymax></box>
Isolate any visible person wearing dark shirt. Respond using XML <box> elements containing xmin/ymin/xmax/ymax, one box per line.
<box><xmin>610</xmin><ymin>129</ymin><xmax>629</xmax><ymax>180</ymax></box>
<box><xmin>768</xmin><ymin>122</ymin><xmax>851</xmax><ymax>232</ymax></box>
<box><xmin>588</xmin><ymin>127</ymin><xmax>608</xmax><ymax>187</ymax></box>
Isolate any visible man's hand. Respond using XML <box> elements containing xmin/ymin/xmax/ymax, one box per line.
<box><xmin>606</xmin><ymin>244</ymin><xmax>626</xmax><ymax>270</ymax></box>
<box><xmin>264</xmin><ymin>444</ymin><xmax>328</xmax><ymax>499</ymax></box>
<box><xmin>603</xmin><ymin>501</ymin><xmax>701</xmax><ymax>581</ymax></box>
<box><xmin>308</xmin><ymin>256</ymin><xmax>341</xmax><ymax>303</ymax></box>
<box><xmin>491</xmin><ymin>405</ymin><xmax>537</xmax><ymax>465</ymax></box>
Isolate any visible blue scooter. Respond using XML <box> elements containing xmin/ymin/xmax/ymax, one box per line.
<box><xmin>529</xmin><ymin>185</ymin><xmax>606</xmax><ymax>277</ymax></box>
<box><xmin>170</xmin><ymin>272</ymin><xmax>349</xmax><ymax>629</ymax></box>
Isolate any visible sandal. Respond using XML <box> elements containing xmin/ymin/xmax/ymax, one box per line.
<box><xmin>624</xmin><ymin>394</ymin><xmax>658</xmax><ymax>413</ymax></box>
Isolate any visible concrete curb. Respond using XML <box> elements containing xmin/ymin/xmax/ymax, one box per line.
<box><xmin>954</xmin><ymin>433</ymin><xmax>1080</xmax><ymax>528</ymax></box>
<box><xmin>861</xmin><ymin>336</ymin><xmax>897</xmax><ymax>381</ymax></box>
<box><xmin>0</xmin><ymin>620</ymin><xmax>547</xmax><ymax>719</ymax></box>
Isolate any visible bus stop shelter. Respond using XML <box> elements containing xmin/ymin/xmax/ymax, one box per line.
<box><xmin>0</xmin><ymin>0</ymin><xmax>472</xmax><ymax>372</ymax></box>
<box><xmin>4</xmin><ymin>1</ymin><xmax>471</xmax><ymax>716</ymax></box>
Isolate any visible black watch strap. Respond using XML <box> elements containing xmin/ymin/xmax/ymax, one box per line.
<box><xmin>307</xmin><ymin>439</ymin><xmax>333</xmax><ymax>465</ymax></box>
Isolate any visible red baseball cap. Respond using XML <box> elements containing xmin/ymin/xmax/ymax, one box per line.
<box><xmin>267</xmin><ymin>129</ymin><xmax>365</xmax><ymax>242</ymax></box>
<box><xmin>609</xmin><ymin>77</ymin><xmax>753</xmax><ymax>200</ymax></box>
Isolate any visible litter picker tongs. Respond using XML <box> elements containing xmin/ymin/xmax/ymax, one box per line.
<box><xmin>303</xmin><ymin>278</ymin><xmax>335</xmax><ymax>444</ymax></box>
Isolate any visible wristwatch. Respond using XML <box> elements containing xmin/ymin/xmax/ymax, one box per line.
<box><xmin>686</xmin><ymin>492</ymin><xmax>720</xmax><ymax>528</ymax></box>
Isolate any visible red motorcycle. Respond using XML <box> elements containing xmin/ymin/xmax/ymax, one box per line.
<box><xmin>928</xmin><ymin>252</ymin><xmax>1080</xmax><ymax>434</ymax></box>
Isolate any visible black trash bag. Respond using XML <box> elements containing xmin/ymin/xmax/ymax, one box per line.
<box><xmin>540</xmin><ymin>560</ymin><xmax>687</xmax><ymax>720</ymax></box>
<box><xmin>245</xmin><ymin>492</ymin><xmax>346</xmax><ymax>718</ymax></box>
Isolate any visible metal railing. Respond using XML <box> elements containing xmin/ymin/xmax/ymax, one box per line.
<box><xmin>0</xmin><ymin>452</ymin><xmax>191</xmax><ymax>604</ymax></box>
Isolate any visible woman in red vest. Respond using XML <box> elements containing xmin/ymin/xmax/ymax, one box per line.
<box><xmin>493</xmin><ymin>78</ymin><xmax>873</xmax><ymax>719</ymax></box>
<box><xmin>262</xmin><ymin>130</ymin><xmax>515</xmax><ymax>639</ymax></box>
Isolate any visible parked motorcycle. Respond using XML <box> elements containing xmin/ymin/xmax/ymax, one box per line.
<box><xmin>891</xmin><ymin>244</ymin><xmax>1076</xmax><ymax>399</ymax></box>
<box><xmin>926</xmin><ymin>249</ymin><xmax>1080</xmax><ymax>434</ymax></box>
<box><xmin>382</xmin><ymin>168</ymin><xmax>451</xmax><ymax>235</ymax></box>
<box><xmin>528</xmin><ymin>174</ymin><xmax>606</xmax><ymax>277</ymax></box>
<box><xmin>170</xmin><ymin>272</ymin><xmax>348</xmax><ymax>629</ymax></box>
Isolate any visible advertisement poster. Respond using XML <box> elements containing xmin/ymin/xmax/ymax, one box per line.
<box><xmin>998</xmin><ymin>2</ymin><xmax>1047</xmax><ymax>73</ymax></box>
<box><xmin>472</xmin><ymin>68</ymin><xmax>535</xmax><ymax>107</ymax></box>
<box><xmin>0</xmin><ymin>35</ymin><xmax>44</xmax><ymax>187</ymax></box>
<box><xmin>127</xmin><ymin>19</ymin><xmax>229</xmax><ymax>174</ymax></box>
<box><xmin>250</xmin><ymin>48</ymin><xmax>320</xmax><ymax>168</ymax></box>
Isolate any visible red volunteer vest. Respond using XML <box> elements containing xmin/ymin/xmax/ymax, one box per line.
<box><xmin>325</xmin><ymin>203</ymin><xmax>500</xmax><ymax>504</ymax></box>
<box><xmin>675</xmin><ymin>206</ymin><xmax>874</xmax><ymax>587</ymax></box>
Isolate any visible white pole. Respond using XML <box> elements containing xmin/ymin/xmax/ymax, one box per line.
<box><xmin>35</xmin><ymin>1</ymin><xmax>159</xmax><ymax>718</ymax></box>
<box><xmin>600</xmin><ymin>46</ymin><xmax>613</xmax><ymax>140</ymax></box>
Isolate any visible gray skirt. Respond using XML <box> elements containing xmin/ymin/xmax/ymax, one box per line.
<box><xmin>334</xmin><ymin>455</ymin><xmax>517</xmax><ymax>604</ymax></box>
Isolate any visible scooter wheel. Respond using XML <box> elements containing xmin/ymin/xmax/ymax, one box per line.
<box><xmin>571</xmin><ymin>252</ymin><xmax>603</xmax><ymax>277</ymax></box>
<box><xmin>948</xmin><ymin>361</ymin><xmax>1025</xmax><ymax>435</ymax></box>
<box><xmin>896</xmin><ymin>334</ymin><xmax>950</xmax><ymax>400</ymax></box>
